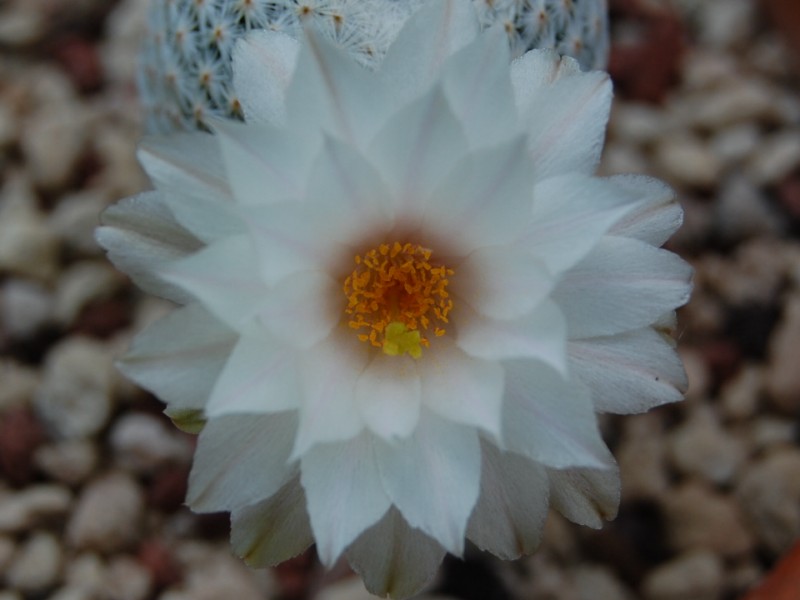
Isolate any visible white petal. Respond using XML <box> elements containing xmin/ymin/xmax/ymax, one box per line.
<box><xmin>552</xmin><ymin>237</ymin><xmax>693</xmax><ymax>339</ymax></box>
<box><xmin>232</xmin><ymin>30</ymin><xmax>299</xmax><ymax>126</ymax></box>
<box><xmin>118</xmin><ymin>303</ymin><xmax>236</xmax><ymax>426</ymax></box>
<box><xmin>375</xmin><ymin>413</ymin><xmax>480</xmax><ymax>555</ymax></box>
<box><xmin>381</xmin><ymin>0</ymin><xmax>479</xmax><ymax>106</ymax></box>
<box><xmin>160</xmin><ymin>235</ymin><xmax>268</xmax><ymax>330</ymax></box>
<box><xmin>441</xmin><ymin>25</ymin><xmax>517</xmax><ymax>148</ymax></box>
<box><xmin>205</xmin><ymin>322</ymin><xmax>301</xmax><ymax>417</ymax></box>
<box><xmin>367</xmin><ymin>85</ymin><xmax>467</xmax><ymax>218</ymax></box>
<box><xmin>356</xmin><ymin>353</ymin><xmax>421</xmax><ymax>441</ymax></box>
<box><xmin>346</xmin><ymin>507</ymin><xmax>446</xmax><ymax>600</ymax></box>
<box><xmin>286</xmin><ymin>30</ymin><xmax>385</xmax><ymax>148</ymax></box>
<box><xmin>424</xmin><ymin>135</ymin><xmax>534</xmax><ymax>249</ymax></box>
<box><xmin>451</xmin><ymin>244</ymin><xmax>554</xmax><ymax>320</ymax></box>
<box><xmin>419</xmin><ymin>340</ymin><xmax>504</xmax><ymax>439</ymax></box>
<box><xmin>187</xmin><ymin>412</ymin><xmax>297</xmax><ymax>512</ymax></box>
<box><xmin>292</xmin><ymin>330</ymin><xmax>369</xmax><ymax>458</ymax></box>
<box><xmin>138</xmin><ymin>134</ymin><xmax>232</xmax><ymax>201</ymax></box>
<box><xmin>456</xmin><ymin>299</ymin><xmax>567</xmax><ymax>375</ymax></box>
<box><xmin>301</xmin><ymin>433</ymin><xmax>391</xmax><ymax>566</ymax></box>
<box><xmin>245</xmin><ymin>204</ymin><xmax>333</xmax><ymax>286</ymax></box>
<box><xmin>306</xmin><ymin>135</ymin><xmax>393</xmax><ymax>243</ymax></box>
<box><xmin>511</xmin><ymin>50</ymin><xmax>581</xmax><ymax>114</ymax></box>
<box><xmin>467</xmin><ymin>441</ymin><xmax>549</xmax><ymax>560</ymax></box>
<box><xmin>256</xmin><ymin>270</ymin><xmax>341</xmax><ymax>349</ymax></box>
<box><xmin>211</xmin><ymin>119</ymin><xmax>310</xmax><ymax>205</ymax></box>
<box><xmin>96</xmin><ymin>192</ymin><xmax>202</xmax><ymax>304</ymax></box>
<box><xmin>230</xmin><ymin>475</ymin><xmax>313</xmax><ymax>567</ymax></box>
<box><xmin>606</xmin><ymin>175</ymin><xmax>683</xmax><ymax>246</ymax></box>
<box><xmin>520</xmin><ymin>174</ymin><xmax>644</xmax><ymax>276</ymax></box>
<box><xmin>512</xmin><ymin>50</ymin><xmax>611</xmax><ymax>180</ymax></box>
<box><xmin>568</xmin><ymin>327</ymin><xmax>687</xmax><ymax>414</ymax></box>
<box><xmin>548</xmin><ymin>464</ymin><xmax>620</xmax><ymax>528</ymax></box>
<box><xmin>502</xmin><ymin>360</ymin><xmax>611</xmax><ymax>469</ymax></box>
<box><xmin>161</xmin><ymin>193</ymin><xmax>244</xmax><ymax>244</ymax></box>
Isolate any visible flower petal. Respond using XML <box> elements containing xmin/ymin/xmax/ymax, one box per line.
<box><xmin>419</xmin><ymin>340</ymin><xmax>504</xmax><ymax>439</ymax></box>
<box><xmin>160</xmin><ymin>234</ymin><xmax>268</xmax><ymax>330</ymax></box>
<box><xmin>118</xmin><ymin>303</ymin><xmax>236</xmax><ymax>422</ymax></box>
<box><xmin>96</xmin><ymin>191</ymin><xmax>202</xmax><ymax>304</ymax></box>
<box><xmin>375</xmin><ymin>413</ymin><xmax>480</xmax><ymax>555</ymax></box>
<box><xmin>569</xmin><ymin>327</ymin><xmax>687</xmax><ymax>414</ymax></box>
<box><xmin>368</xmin><ymin>85</ymin><xmax>467</xmax><ymax>218</ymax></box>
<box><xmin>138</xmin><ymin>134</ymin><xmax>233</xmax><ymax>201</ymax></box>
<box><xmin>467</xmin><ymin>441</ymin><xmax>549</xmax><ymax>560</ymax></box>
<box><xmin>230</xmin><ymin>475</ymin><xmax>313</xmax><ymax>567</ymax></box>
<box><xmin>451</xmin><ymin>244</ymin><xmax>554</xmax><ymax>320</ymax></box>
<box><xmin>456</xmin><ymin>299</ymin><xmax>567</xmax><ymax>375</ymax></box>
<box><xmin>292</xmin><ymin>330</ymin><xmax>369</xmax><ymax>458</ymax></box>
<box><xmin>424</xmin><ymin>135</ymin><xmax>534</xmax><ymax>249</ymax></box>
<box><xmin>356</xmin><ymin>353</ymin><xmax>422</xmax><ymax>441</ymax></box>
<box><xmin>286</xmin><ymin>30</ymin><xmax>386</xmax><ymax>147</ymax></box>
<box><xmin>187</xmin><ymin>412</ymin><xmax>297</xmax><ymax>512</ymax></box>
<box><xmin>441</xmin><ymin>25</ymin><xmax>517</xmax><ymax>148</ymax></box>
<box><xmin>548</xmin><ymin>464</ymin><xmax>621</xmax><ymax>528</ymax></box>
<box><xmin>211</xmin><ymin>119</ymin><xmax>311</xmax><ymax>205</ymax></box>
<box><xmin>606</xmin><ymin>175</ymin><xmax>683</xmax><ymax>246</ymax></box>
<box><xmin>245</xmin><ymin>204</ymin><xmax>333</xmax><ymax>286</ymax></box>
<box><xmin>381</xmin><ymin>0</ymin><xmax>479</xmax><ymax>106</ymax></box>
<box><xmin>511</xmin><ymin>50</ymin><xmax>612</xmax><ymax>180</ymax></box>
<box><xmin>552</xmin><ymin>237</ymin><xmax>693</xmax><ymax>339</ymax></box>
<box><xmin>161</xmin><ymin>193</ymin><xmax>245</xmax><ymax>244</ymax></box>
<box><xmin>502</xmin><ymin>360</ymin><xmax>611</xmax><ymax>469</ymax></box>
<box><xmin>520</xmin><ymin>174</ymin><xmax>645</xmax><ymax>276</ymax></box>
<box><xmin>256</xmin><ymin>270</ymin><xmax>342</xmax><ymax>349</ymax></box>
<box><xmin>306</xmin><ymin>135</ymin><xmax>393</xmax><ymax>243</ymax></box>
<box><xmin>346</xmin><ymin>507</ymin><xmax>446</xmax><ymax>600</ymax></box>
<box><xmin>232</xmin><ymin>30</ymin><xmax>300</xmax><ymax>127</ymax></box>
<box><xmin>301</xmin><ymin>432</ymin><xmax>392</xmax><ymax>566</ymax></box>
<box><xmin>205</xmin><ymin>322</ymin><xmax>300</xmax><ymax>417</ymax></box>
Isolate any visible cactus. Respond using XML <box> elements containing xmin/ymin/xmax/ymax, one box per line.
<box><xmin>139</xmin><ymin>0</ymin><xmax>609</xmax><ymax>133</ymax></box>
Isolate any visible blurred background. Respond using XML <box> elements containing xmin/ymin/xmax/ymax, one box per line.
<box><xmin>0</xmin><ymin>0</ymin><xmax>799</xmax><ymax>599</ymax></box>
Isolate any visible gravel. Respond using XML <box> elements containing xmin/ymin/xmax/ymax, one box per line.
<box><xmin>1</xmin><ymin>0</ymin><xmax>799</xmax><ymax>598</ymax></box>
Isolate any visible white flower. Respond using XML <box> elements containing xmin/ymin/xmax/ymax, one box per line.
<box><xmin>98</xmin><ymin>1</ymin><xmax>691</xmax><ymax>597</ymax></box>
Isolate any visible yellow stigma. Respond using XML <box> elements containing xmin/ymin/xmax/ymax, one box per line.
<box><xmin>343</xmin><ymin>242</ymin><xmax>454</xmax><ymax>358</ymax></box>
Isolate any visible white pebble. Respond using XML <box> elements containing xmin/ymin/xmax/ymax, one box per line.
<box><xmin>0</xmin><ymin>484</ymin><xmax>72</xmax><ymax>534</ymax></box>
<box><xmin>668</xmin><ymin>406</ymin><xmax>746</xmax><ymax>484</ymax></box>
<box><xmin>6</xmin><ymin>531</ymin><xmax>63</xmax><ymax>593</ymax></box>
<box><xmin>103</xmin><ymin>556</ymin><xmax>153</xmax><ymax>600</ymax></box>
<box><xmin>766</xmin><ymin>294</ymin><xmax>800</xmax><ymax>414</ymax></box>
<box><xmin>110</xmin><ymin>413</ymin><xmax>192</xmax><ymax>473</ymax></box>
<box><xmin>34</xmin><ymin>440</ymin><xmax>98</xmax><ymax>486</ymax></box>
<box><xmin>709</xmin><ymin>123</ymin><xmax>761</xmax><ymax>165</ymax></box>
<box><xmin>0</xmin><ymin>174</ymin><xmax>58</xmax><ymax>280</ymax></box>
<box><xmin>67</xmin><ymin>472</ymin><xmax>145</xmax><ymax>553</ymax></box>
<box><xmin>0</xmin><ymin>279</ymin><xmax>53</xmax><ymax>339</ymax></box>
<box><xmin>746</xmin><ymin>130</ymin><xmax>800</xmax><ymax>185</ymax></box>
<box><xmin>22</xmin><ymin>104</ymin><xmax>88</xmax><ymax>190</ymax></box>
<box><xmin>53</xmin><ymin>261</ymin><xmax>122</xmax><ymax>326</ymax></box>
<box><xmin>642</xmin><ymin>551</ymin><xmax>723</xmax><ymax>600</ymax></box>
<box><xmin>654</xmin><ymin>135</ymin><xmax>721</xmax><ymax>188</ymax></box>
<box><xmin>49</xmin><ymin>190</ymin><xmax>110</xmax><ymax>256</ymax></box>
<box><xmin>34</xmin><ymin>337</ymin><xmax>115</xmax><ymax>439</ymax></box>
<box><xmin>736</xmin><ymin>449</ymin><xmax>800</xmax><ymax>555</ymax></box>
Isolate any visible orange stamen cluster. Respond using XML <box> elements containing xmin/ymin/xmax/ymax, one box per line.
<box><xmin>343</xmin><ymin>242</ymin><xmax>454</xmax><ymax>356</ymax></box>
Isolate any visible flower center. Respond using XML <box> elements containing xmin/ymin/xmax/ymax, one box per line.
<box><xmin>343</xmin><ymin>242</ymin><xmax>454</xmax><ymax>359</ymax></box>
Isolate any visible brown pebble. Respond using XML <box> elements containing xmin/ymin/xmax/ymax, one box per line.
<box><xmin>0</xmin><ymin>407</ymin><xmax>46</xmax><ymax>486</ymax></box>
<box><xmin>147</xmin><ymin>465</ymin><xmax>190</xmax><ymax>513</ymax></box>
<box><xmin>52</xmin><ymin>36</ymin><xmax>104</xmax><ymax>93</ymax></box>
<box><xmin>137</xmin><ymin>538</ymin><xmax>183</xmax><ymax>590</ymax></box>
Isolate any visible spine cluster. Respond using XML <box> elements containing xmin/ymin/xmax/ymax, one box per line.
<box><xmin>139</xmin><ymin>0</ymin><xmax>609</xmax><ymax>133</ymax></box>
